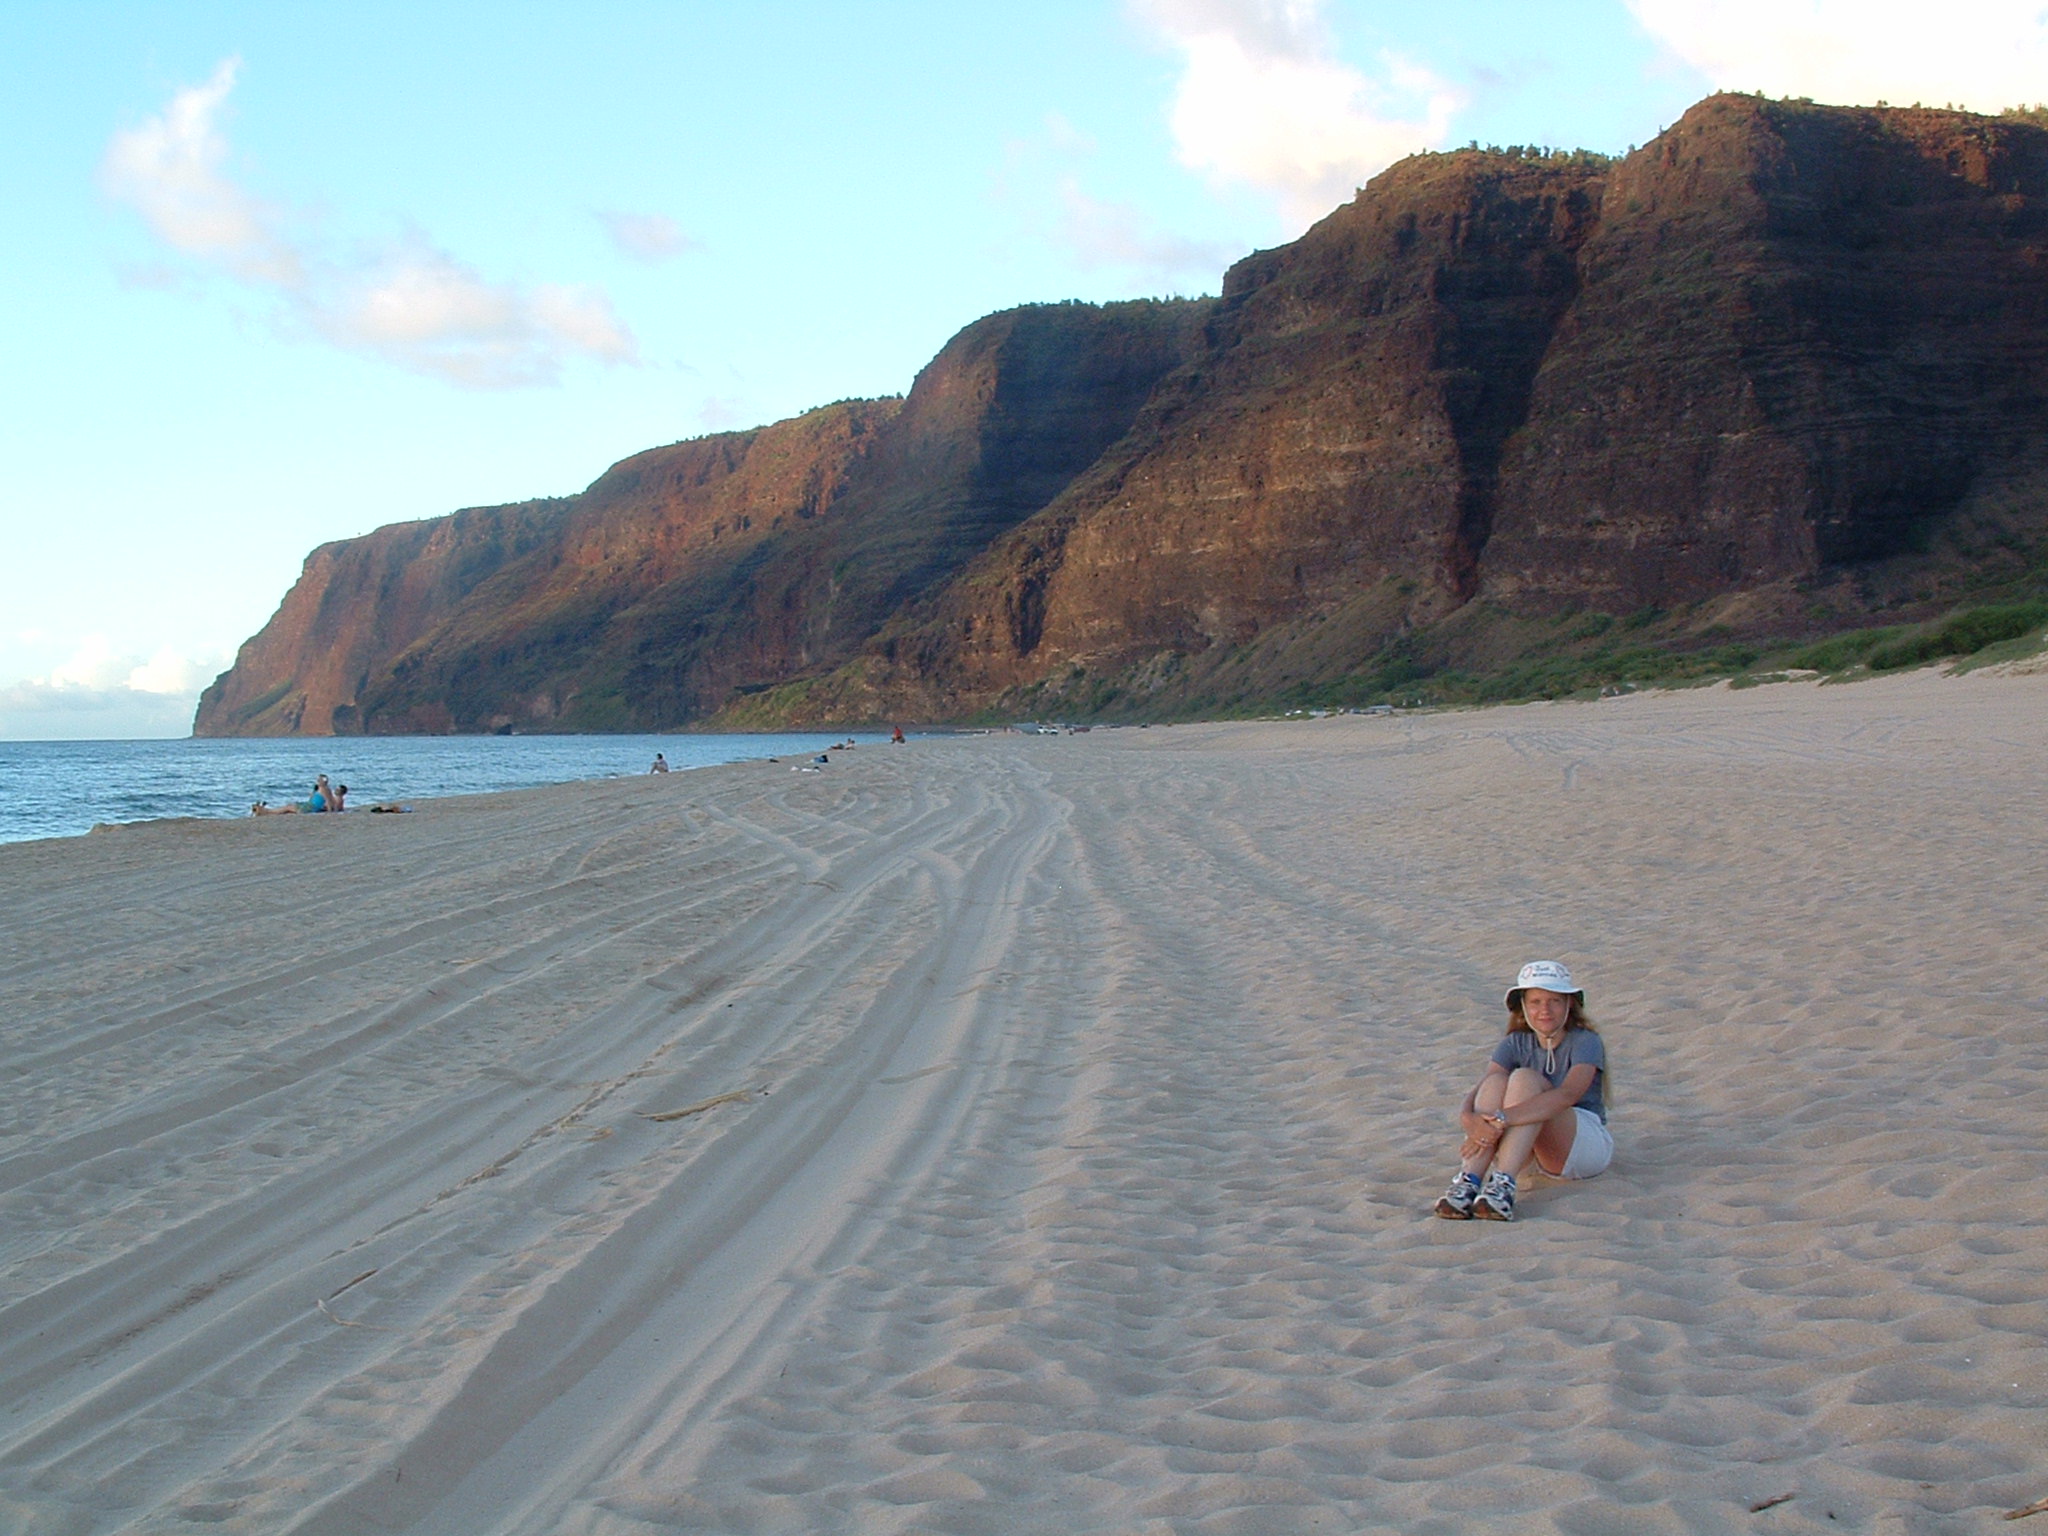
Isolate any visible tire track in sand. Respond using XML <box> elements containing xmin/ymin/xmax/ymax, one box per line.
<box><xmin>269</xmin><ymin>754</ymin><xmax>1068</xmax><ymax>1535</ymax></box>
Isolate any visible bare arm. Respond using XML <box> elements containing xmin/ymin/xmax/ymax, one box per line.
<box><xmin>1457</xmin><ymin>1062</ymin><xmax>1510</xmax><ymax>1157</ymax></box>
<box><xmin>1459</xmin><ymin>1063</ymin><xmax>1508</xmax><ymax>1125</ymax></box>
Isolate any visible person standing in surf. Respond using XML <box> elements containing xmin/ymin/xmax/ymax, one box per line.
<box><xmin>1433</xmin><ymin>960</ymin><xmax>1612</xmax><ymax>1221</ymax></box>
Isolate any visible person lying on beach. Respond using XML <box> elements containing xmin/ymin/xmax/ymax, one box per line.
<box><xmin>1433</xmin><ymin>960</ymin><xmax>1612</xmax><ymax>1222</ymax></box>
<box><xmin>252</xmin><ymin>775</ymin><xmax>335</xmax><ymax>815</ymax></box>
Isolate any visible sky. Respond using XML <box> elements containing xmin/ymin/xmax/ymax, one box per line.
<box><xmin>5</xmin><ymin>1</ymin><xmax>2046</xmax><ymax>738</ymax></box>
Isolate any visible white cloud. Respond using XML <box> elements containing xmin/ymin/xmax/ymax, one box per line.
<box><xmin>127</xmin><ymin>647</ymin><xmax>216</xmax><ymax>696</ymax></box>
<box><xmin>1132</xmin><ymin>0</ymin><xmax>1463</xmax><ymax>227</ymax></box>
<box><xmin>598</xmin><ymin>210</ymin><xmax>699</xmax><ymax>263</ymax></box>
<box><xmin>103</xmin><ymin>59</ymin><xmax>639</xmax><ymax>388</ymax></box>
<box><xmin>529</xmin><ymin>285</ymin><xmax>637</xmax><ymax>358</ymax></box>
<box><xmin>37</xmin><ymin>637</ymin><xmax>219</xmax><ymax>697</ymax></box>
<box><xmin>0</xmin><ymin>641</ymin><xmax>224</xmax><ymax>739</ymax></box>
<box><xmin>1627</xmin><ymin>1</ymin><xmax>2048</xmax><ymax>113</ymax></box>
<box><xmin>0</xmin><ymin>680</ymin><xmax>127</xmax><ymax>714</ymax></box>
<box><xmin>48</xmin><ymin>634</ymin><xmax>133</xmax><ymax>691</ymax></box>
<box><xmin>0</xmin><ymin>680</ymin><xmax>204</xmax><ymax>740</ymax></box>
<box><xmin>319</xmin><ymin>246</ymin><xmax>635</xmax><ymax>387</ymax></box>
<box><xmin>1054</xmin><ymin>178</ymin><xmax>1239</xmax><ymax>283</ymax></box>
<box><xmin>100</xmin><ymin>57</ymin><xmax>303</xmax><ymax>286</ymax></box>
<box><xmin>994</xmin><ymin>115</ymin><xmax>1238</xmax><ymax>288</ymax></box>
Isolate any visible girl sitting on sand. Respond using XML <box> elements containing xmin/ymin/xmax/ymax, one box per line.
<box><xmin>1433</xmin><ymin>960</ymin><xmax>1611</xmax><ymax>1222</ymax></box>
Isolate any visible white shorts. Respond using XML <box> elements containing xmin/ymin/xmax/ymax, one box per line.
<box><xmin>1557</xmin><ymin>1108</ymin><xmax>1613</xmax><ymax>1180</ymax></box>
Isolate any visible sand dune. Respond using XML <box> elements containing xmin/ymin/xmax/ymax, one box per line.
<box><xmin>3</xmin><ymin>671</ymin><xmax>2045</xmax><ymax>1533</ymax></box>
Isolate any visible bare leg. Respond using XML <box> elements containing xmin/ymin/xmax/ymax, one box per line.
<box><xmin>1457</xmin><ymin>1071</ymin><xmax>1512</xmax><ymax>1180</ymax></box>
<box><xmin>1528</xmin><ymin>1105</ymin><xmax>1583</xmax><ymax>1177</ymax></box>
<box><xmin>1489</xmin><ymin>1067</ymin><xmax>1579</xmax><ymax>1178</ymax></box>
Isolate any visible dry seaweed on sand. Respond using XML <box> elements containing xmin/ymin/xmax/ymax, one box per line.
<box><xmin>638</xmin><ymin>1088</ymin><xmax>760</xmax><ymax>1122</ymax></box>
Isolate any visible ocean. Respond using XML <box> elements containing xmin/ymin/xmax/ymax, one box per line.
<box><xmin>0</xmin><ymin>732</ymin><xmax>861</xmax><ymax>845</ymax></box>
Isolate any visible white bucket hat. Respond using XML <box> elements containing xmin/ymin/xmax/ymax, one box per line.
<box><xmin>1505</xmin><ymin>959</ymin><xmax>1582</xmax><ymax>1008</ymax></box>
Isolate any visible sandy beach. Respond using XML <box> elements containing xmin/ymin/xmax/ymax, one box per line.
<box><xmin>2</xmin><ymin>670</ymin><xmax>2045</xmax><ymax>1534</ymax></box>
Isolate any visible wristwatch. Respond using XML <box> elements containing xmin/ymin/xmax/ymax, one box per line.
<box><xmin>1491</xmin><ymin>1112</ymin><xmax>1508</xmax><ymax>1129</ymax></box>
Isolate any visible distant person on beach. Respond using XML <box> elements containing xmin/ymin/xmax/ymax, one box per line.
<box><xmin>892</xmin><ymin>725</ymin><xmax>905</xmax><ymax>743</ymax></box>
<box><xmin>329</xmin><ymin>783</ymin><xmax>348</xmax><ymax>812</ymax></box>
<box><xmin>1433</xmin><ymin>960</ymin><xmax>1611</xmax><ymax>1222</ymax></box>
<box><xmin>650</xmin><ymin>753</ymin><xmax>669</xmax><ymax>773</ymax></box>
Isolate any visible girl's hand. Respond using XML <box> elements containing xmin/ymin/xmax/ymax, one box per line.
<box><xmin>1459</xmin><ymin>1119</ymin><xmax>1503</xmax><ymax>1160</ymax></box>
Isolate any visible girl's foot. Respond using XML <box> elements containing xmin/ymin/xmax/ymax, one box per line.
<box><xmin>1474</xmin><ymin>1170</ymin><xmax>1517</xmax><ymax>1221</ymax></box>
<box><xmin>1433</xmin><ymin>1172</ymin><xmax>1480</xmax><ymax>1219</ymax></box>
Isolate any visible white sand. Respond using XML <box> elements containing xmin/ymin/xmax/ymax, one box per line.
<box><xmin>2</xmin><ymin>670</ymin><xmax>2045</xmax><ymax>1534</ymax></box>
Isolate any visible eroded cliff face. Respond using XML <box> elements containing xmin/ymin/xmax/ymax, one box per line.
<box><xmin>195</xmin><ymin>500</ymin><xmax>569</xmax><ymax>735</ymax></box>
<box><xmin>196</xmin><ymin>300</ymin><xmax>1205</xmax><ymax>734</ymax></box>
<box><xmin>839</xmin><ymin>149</ymin><xmax>1606</xmax><ymax>714</ymax></box>
<box><xmin>1479</xmin><ymin>94</ymin><xmax>2048</xmax><ymax>607</ymax></box>
<box><xmin>201</xmin><ymin>95</ymin><xmax>2048</xmax><ymax>734</ymax></box>
<box><xmin>194</xmin><ymin>403</ymin><xmax>892</xmax><ymax>736</ymax></box>
<box><xmin>331</xmin><ymin>397</ymin><xmax>904</xmax><ymax>734</ymax></box>
<box><xmin>806</xmin><ymin>93</ymin><xmax>2048</xmax><ymax>721</ymax></box>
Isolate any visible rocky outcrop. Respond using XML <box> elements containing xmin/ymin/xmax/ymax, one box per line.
<box><xmin>195</xmin><ymin>499</ymin><xmax>569</xmax><ymax>735</ymax></box>
<box><xmin>325</xmin><ymin>398</ymin><xmax>904</xmax><ymax>734</ymax></box>
<box><xmin>201</xmin><ymin>95</ymin><xmax>2048</xmax><ymax>733</ymax></box>
<box><xmin>1479</xmin><ymin>94</ymin><xmax>2048</xmax><ymax>605</ymax></box>
<box><xmin>830</xmin><ymin>148</ymin><xmax>1605</xmax><ymax>715</ymax></box>
<box><xmin>800</xmin><ymin>94</ymin><xmax>2048</xmax><ymax>721</ymax></box>
<box><xmin>196</xmin><ymin>300</ymin><xmax>1206</xmax><ymax>734</ymax></box>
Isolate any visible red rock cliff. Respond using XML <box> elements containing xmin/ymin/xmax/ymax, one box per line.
<box><xmin>197</xmin><ymin>300</ymin><xmax>1205</xmax><ymax>734</ymax></box>
<box><xmin>200</xmin><ymin>95</ymin><xmax>2048</xmax><ymax>733</ymax></box>
<box><xmin>811</xmin><ymin>94</ymin><xmax>2048</xmax><ymax>720</ymax></box>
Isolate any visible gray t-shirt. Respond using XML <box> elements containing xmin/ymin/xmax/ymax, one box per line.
<box><xmin>1490</xmin><ymin>1028</ymin><xmax>1607</xmax><ymax>1122</ymax></box>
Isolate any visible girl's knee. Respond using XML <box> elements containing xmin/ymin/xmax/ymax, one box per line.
<box><xmin>1502</xmin><ymin>1067</ymin><xmax>1548</xmax><ymax>1105</ymax></box>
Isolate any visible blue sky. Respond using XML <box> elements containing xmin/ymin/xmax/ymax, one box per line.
<box><xmin>4</xmin><ymin>0</ymin><xmax>2043</xmax><ymax>737</ymax></box>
